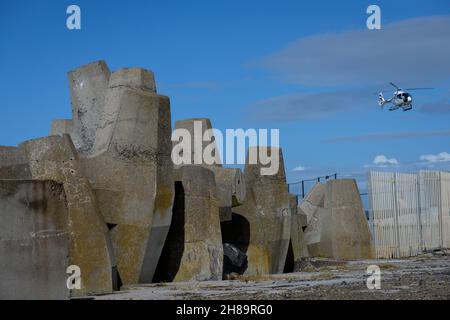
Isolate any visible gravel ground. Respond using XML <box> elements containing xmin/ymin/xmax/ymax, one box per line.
<box><xmin>89</xmin><ymin>252</ymin><xmax>450</xmax><ymax>300</ymax></box>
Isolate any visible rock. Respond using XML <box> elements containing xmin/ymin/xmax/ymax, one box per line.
<box><xmin>223</xmin><ymin>243</ymin><xmax>248</xmax><ymax>276</ymax></box>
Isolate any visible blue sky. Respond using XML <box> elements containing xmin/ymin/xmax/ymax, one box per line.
<box><xmin>1</xmin><ymin>0</ymin><xmax>450</xmax><ymax>193</ymax></box>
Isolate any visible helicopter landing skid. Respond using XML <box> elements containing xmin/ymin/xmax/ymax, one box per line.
<box><xmin>402</xmin><ymin>106</ymin><xmax>413</xmax><ymax>111</ymax></box>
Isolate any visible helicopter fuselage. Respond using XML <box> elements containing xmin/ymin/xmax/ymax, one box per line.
<box><xmin>384</xmin><ymin>90</ymin><xmax>413</xmax><ymax>111</ymax></box>
<box><xmin>391</xmin><ymin>90</ymin><xmax>412</xmax><ymax>107</ymax></box>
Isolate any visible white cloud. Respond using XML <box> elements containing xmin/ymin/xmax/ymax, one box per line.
<box><xmin>420</xmin><ymin>152</ymin><xmax>450</xmax><ymax>163</ymax></box>
<box><xmin>365</xmin><ymin>155</ymin><xmax>399</xmax><ymax>168</ymax></box>
<box><xmin>374</xmin><ymin>155</ymin><xmax>399</xmax><ymax>166</ymax></box>
<box><xmin>293</xmin><ymin>165</ymin><xmax>307</xmax><ymax>171</ymax></box>
<box><xmin>254</xmin><ymin>15</ymin><xmax>450</xmax><ymax>86</ymax></box>
<box><xmin>246</xmin><ymin>89</ymin><xmax>370</xmax><ymax>122</ymax></box>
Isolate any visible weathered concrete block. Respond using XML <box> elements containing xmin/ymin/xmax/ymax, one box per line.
<box><xmin>0</xmin><ymin>180</ymin><xmax>70</xmax><ymax>299</ymax></box>
<box><xmin>83</xmin><ymin>68</ymin><xmax>174</xmax><ymax>285</ymax></box>
<box><xmin>289</xmin><ymin>194</ymin><xmax>309</xmax><ymax>262</ymax></box>
<box><xmin>297</xmin><ymin>182</ymin><xmax>325</xmax><ymax>226</ymax></box>
<box><xmin>68</xmin><ymin>60</ymin><xmax>111</xmax><ymax>155</ymax></box>
<box><xmin>50</xmin><ymin>119</ymin><xmax>73</xmax><ymax>136</ymax></box>
<box><xmin>19</xmin><ymin>134</ymin><xmax>114</xmax><ymax>296</ymax></box>
<box><xmin>154</xmin><ymin>165</ymin><xmax>223</xmax><ymax>281</ymax></box>
<box><xmin>0</xmin><ymin>146</ymin><xmax>30</xmax><ymax>179</ymax></box>
<box><xmin>208</xmin><ymin>166</ymin><xmax>246</xmax><ymax>221</ymax></box>
<box><xmin>233</xmin><ymin>147</ymin><xmax>291</xmax><ymax>275</ymax></box>
<box><xmin>304</xmin><ymin>179</ymin><xmax>374</xmax><ymax>259</ymax></box>
<box><xmin>174</xmin><ymin>118</ymin><xmax>245</xmax><ymax>222</ymax></box>
<box><xmin>108</xmin><ymin>67</ymin><xmax>156</xmax><ymax>92</ymax></box>
<box><xmin>174</xmin><ymin>118</ymin><xmax>221</xmax><ymax>167</ymax></box>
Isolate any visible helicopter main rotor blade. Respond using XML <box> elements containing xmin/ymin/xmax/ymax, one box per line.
<box><xmin>389</xmin><ymin>82</ymin><xmax>400</xmax><ymax>90</ymax></box>
<box><xmin>404</xmin><ymin>87</ymin><xmax>434</xmax><ymax>90</ymax></box>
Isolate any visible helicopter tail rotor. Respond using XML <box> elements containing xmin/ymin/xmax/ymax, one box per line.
<box><xmin>378</xmin><ymin>92</ymin><xmax>386</xmax><ymax>108</ymax></box>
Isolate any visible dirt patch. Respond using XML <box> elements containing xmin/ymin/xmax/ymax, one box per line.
<box><xmin>91</xmin><ymin>255</ymin><xmax>450</xmax><ymax>300</ymax></box>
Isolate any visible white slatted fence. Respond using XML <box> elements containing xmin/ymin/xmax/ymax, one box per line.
<box><xmin>368</xmin><ymin>170</ymin><xmax>450</xmax><ymax>258</ymax></box>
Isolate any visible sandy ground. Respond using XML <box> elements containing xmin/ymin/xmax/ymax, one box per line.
<box><xmin>89</xmin><ymin>252</ymin><xmax>450</xmax><ymax>300</ymax></box>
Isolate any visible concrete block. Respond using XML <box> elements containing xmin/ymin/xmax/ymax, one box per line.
<box><xmin>207</xmin><ymin>166</ymin><xmax>246</xmax><ymax>221</ymax></box>
<box><xmin>84</xmin><ymin>69</ymin><xmax>174</xmax><ymax>285</ymax></box>
<box><xmin>50</xmin><ymin>119</ymin><xmax>73</xmax><ymax>136</ymax></box>
<box><xmin>154</xmin><ymin>165</ymin><xmax>223</xmax><ymax>282</ymax></box>
<box><xmin>174</xmin><ymin>118</ymin><xmax>221</xmax><ymax>167</ymax></box>
<box><xmin>108</xmin><ymin>67</ymin><xmax>156</xmax><ymax>92</ymax></box>
<box><xmin>0</xmin><ymin>180</ymin><xmax>70</xmax><ymax>299</ymax></box>
<box><xmin>20</xmin><ymin>134</ymin><xmax>114</xmax><ymax>296</ymax></box>
<box><xmin>0</xmin><ymin>146</ymin><xmax>30</xmax><ymax>179</ymax></box>
<box><xmin>68</xmin><ymin>60</ymin><xmax>111</xmax><ymax>155</ymax></box>
<box><xmin>233</xmin><ymin>147</ymin><xmax>291</xmax><ymax>275</ymax></box>
<box><xmin>174</xmin><ymin>118</ymin><xmax>246</xmax><ymax>222</ymax></box>
<box><xmin>289</xmin><ymin>194</ymin><xmax>309</xmax><ymax>261</ymax></box>
<box><xmin>297</xmin><ymin>182</ymin><xmax>325</xmax><ymax>226</ymax></box>
<box><xmin>304</xmin><ymin>179</ymin><xmax>374</xmax><ymax>259</ymax></box>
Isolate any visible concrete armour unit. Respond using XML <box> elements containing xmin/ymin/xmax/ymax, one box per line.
<box><xmin>174</xmin><ymin>118</ymin><xmax>246</xmax><ymax>222</ymax></box>
<box><xmin>83</xmin><ymin>66</ymin><xmax>174</xmax><ymax>285</ymax></box>
<box><xmin>289</xmin><ymin>194</ymin><xmax>309</xmax><ymax>264</ymax></box>
<box><xmin>0</xmin><ymin>180</ymin><xmax>70</xmax><ymax>299</ymax></box>
<box><xmin>0</xmin><ymin>146</ymin><xmax>30</xmax><ymax>179</ymax></box>
<box><xmin>233</xmin><ymin>147</ymin><xmax>291</xmax><ymax>275</ymax></box>
<box><xmin>207</xmin><ymin>166</ymin><xmax>246</xmax><ymax>221</ymax></box>
<box><xmin>298</xmin><ymin>182</ymin><xmax>325</xmax><ymax>226</ymax></box>
<box><xmin>50</xmin><ymin>119</ymin><xmax>73</xmax><ymax>136</ymax></box>
<box><xmin>174</xmin><ymin>118</ymin><xmax>221</xmax><ymax>167</ymax></box>
<box><xmin>304</xmin><ymin>179</ymin><xmax>374</xmax><ymax>259</ymax></box>
<box><xmin>68</xmin><ymin>60</ymin><xmax>111</xmax><ymax>155</ymax></box>
<box><xmin>19</xmin><ymin>134</ymin><xmax>114</xmax><ymax>296</ymax></box>
<box><xmin>154</xmin><ymin>165</ymin><xmax>223</xmax><ymax>282</ymax></box>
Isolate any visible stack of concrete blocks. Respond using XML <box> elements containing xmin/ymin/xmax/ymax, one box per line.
<box><xmin>0</xmin><ymin>58</ymin><xmax>378</xmax><ymax>299</ymax></box>
<box><xmin>233</xmin><ymin>147</ymin><xmax>291</xmax><ymax>275</ymax></box>
<box><xmin>0</xmin><ymin>60</ymin><xmax>174</xmax><ymax>298</ymax></box>
<box><xmin>156</xmin><ymin>118</ymin><xmax>245</xmax><ymax>281</ymax></box>
<box><xmin>302</xmin><ymin>179</ymin><xmax>375</xmax><ymax>259</ymax></box>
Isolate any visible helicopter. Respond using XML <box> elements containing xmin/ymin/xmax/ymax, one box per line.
<box><xmin>378</xmin><ymin>82</ymin><xmax>432</xmax><ymax>112</ymax></box>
